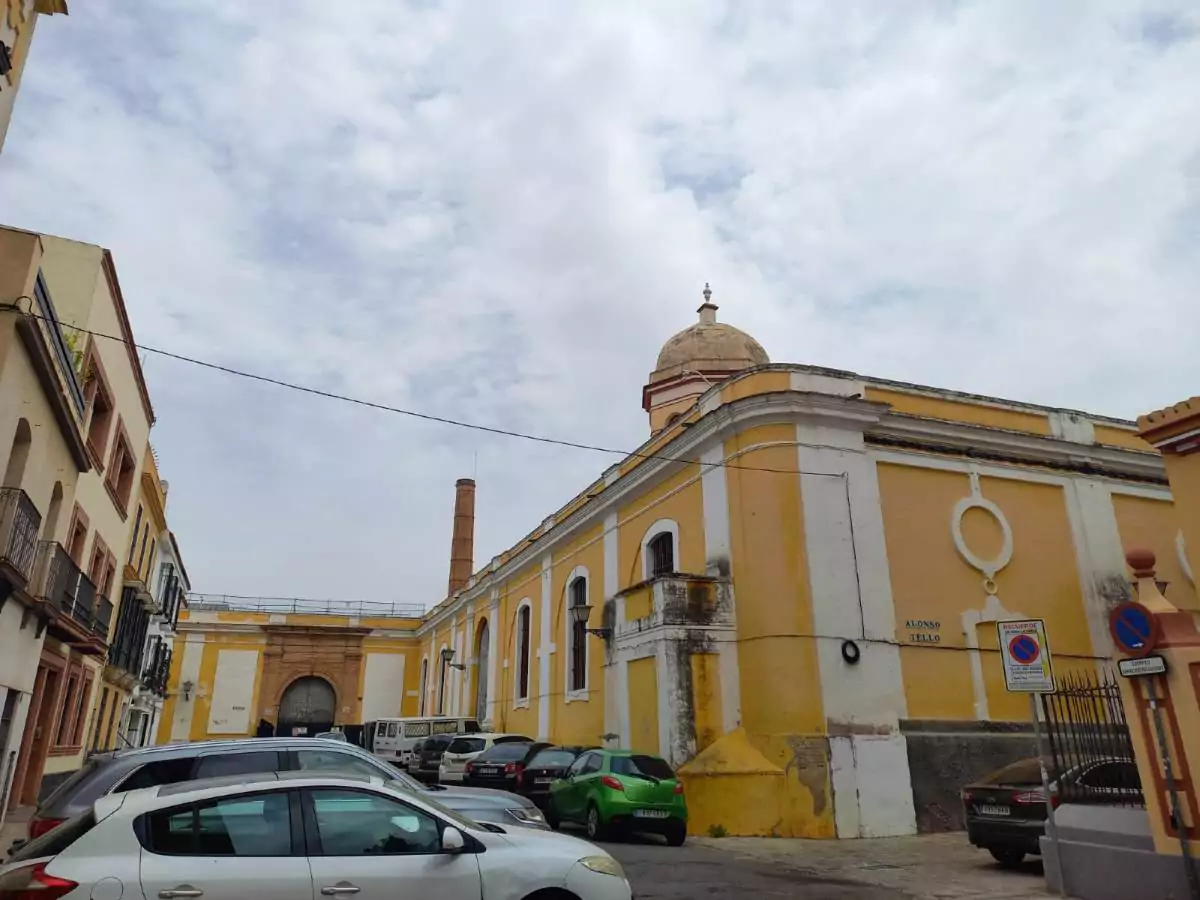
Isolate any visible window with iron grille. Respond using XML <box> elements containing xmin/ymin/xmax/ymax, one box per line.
<box><xmin>569</xmin><ymin>577</ymin><xmax>587</xmax><ymax>692</ymax></box>
<box><xmin>648</xmin><ymin>531</ymin><xmax>674</xmax><ymax>577</ymax></box>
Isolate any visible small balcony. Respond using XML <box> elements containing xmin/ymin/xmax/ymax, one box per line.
<box><xmin>31</xmin><ymin>541</ymin><xmax>109</xmax><ymax>654</ymax></box>
<box><xmin>0</xmin><ymin>487</ymin><xmax>43</xmax><ymax>593</ymax></box>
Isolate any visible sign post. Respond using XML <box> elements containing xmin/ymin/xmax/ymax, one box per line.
<box><xmin>997</xmin><ymin>619</ymin><xmax>1064</xmax><ymax>897</ymax></box>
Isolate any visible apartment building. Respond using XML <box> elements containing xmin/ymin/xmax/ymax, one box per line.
<box><xmin>0</xmin><ymin>0</ymin><xmax>69</xmax><ymax>155</ymax></box>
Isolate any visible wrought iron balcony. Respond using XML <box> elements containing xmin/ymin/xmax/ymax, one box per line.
<box><xmin>0</xmin><ymin>487</ymin><xmax>42</xmax><ymax>584</ymax></box>
<box><xmin>31</xmin><ymin>542</ymin><xmax>109</xmax><ymax>651</ymax></box>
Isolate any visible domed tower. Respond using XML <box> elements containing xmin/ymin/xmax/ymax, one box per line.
<box><xmin>642</xmin><ymin>284</ymin><xmax>769</xmax><ymax>434</ymax></box>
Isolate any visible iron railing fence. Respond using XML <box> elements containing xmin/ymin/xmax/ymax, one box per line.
<box><xmin>1041</xmin><ymin>668</ymin><xmax>1145</xmax><ymax>807</ymax></box>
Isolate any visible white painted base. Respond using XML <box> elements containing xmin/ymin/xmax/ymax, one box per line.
<box><xmin>830</xmin><ymin>733</ymin><xmax>917</xmax><ymax>838</ymax></box>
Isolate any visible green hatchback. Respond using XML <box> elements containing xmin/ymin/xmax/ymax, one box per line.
<box><xmin>547</xmin><ymin>748</ymin><xmax>688</xmax><ymax>845</ymax></box>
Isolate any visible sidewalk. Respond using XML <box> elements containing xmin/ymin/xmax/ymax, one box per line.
<box><xmin>693</xmin><ymin>832</ymin><xmax>1053</xmax><ymax>900</ymax></box>
<box><xmin>0</xmin><ymin>807</ymin><xmax>31</xmax><ymax>859</ymax></box>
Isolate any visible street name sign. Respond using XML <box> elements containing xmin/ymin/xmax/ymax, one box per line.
<box><xmin>998</xmin><ymin>619</ymin><xmax>1056</xmax><ymax>693</ymax></box>
<box><xmin>1118</xmin><ymin>655</ymin><xmax>1167</xmax><ymax>678</ymax></box>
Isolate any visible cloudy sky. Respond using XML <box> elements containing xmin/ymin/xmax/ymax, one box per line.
<box><xmin>1</xmin><ymin>1</ymin><xmax>1197</xmax><ymax>608</ymax></box>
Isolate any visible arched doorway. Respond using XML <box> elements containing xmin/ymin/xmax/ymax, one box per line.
<box><xmin>277</xmin><ymin>676</ymin><xmax>336</xmax><ymax>736</ymax></box>
<box><xmin>475</xmin><ymin>619</ymin><xmax>489</xmax><ymax>720</ymax></box>
<box><xmin>3</xmin><ymin>419</ymin><xmax>32</xmax><ymax>488</ymax></box>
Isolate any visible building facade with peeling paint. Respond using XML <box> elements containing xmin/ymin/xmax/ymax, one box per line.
<box><xmin>167</xmin><ymin>289</ymin><xmax>1194</xmax><ymax>839</ymax></box>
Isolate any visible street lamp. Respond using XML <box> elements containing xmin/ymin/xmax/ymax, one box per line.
<box><xmin>570</xmin><ymin>603</ymin><xmax>612</xmax><ymax>640</ymax></box>
<box><xmin>438</xmin><ymin>649</ymin><xmax>467</xmax><ymax>716</ymax></box>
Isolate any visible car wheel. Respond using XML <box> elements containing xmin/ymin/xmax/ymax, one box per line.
<box><xmin>666</xmin><ymin>820</ymin><xmax>687</xmax><ymax>847</ymax></box>
<box><xmin>989</xmin><ymin>847</ymin><xmax>1025</xmax><ymax>868</ymax></box>
<box><xmin>585</xmin><ymin>803</ymin><xmax>607</xmax><ymax>841</ymax></box>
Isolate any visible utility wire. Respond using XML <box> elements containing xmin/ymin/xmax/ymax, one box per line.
<box><xmin>16</xmin><ymin>303</ymin><xmax>848</xmax><ymax>477</ymax></box>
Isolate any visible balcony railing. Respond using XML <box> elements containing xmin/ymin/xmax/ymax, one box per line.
<box><xmin>0</xmin><ymin>487</ymin><xmax>42</xmax><ymax>583</ymax></box>
<box><xmin>185</xmin><ymin>594</ymin><xmax>425</xmax><ymax>619</ymax></box>
<box><xmin>32</xmin><ymin>542</ymin><xmax>109</xmax><ymax>644</ymax></box>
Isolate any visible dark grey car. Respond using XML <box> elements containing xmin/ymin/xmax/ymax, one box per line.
<box><xmin>24</xmin><ymin>737</ymin><xmax>547</xmax><ymax>844</ymax></box>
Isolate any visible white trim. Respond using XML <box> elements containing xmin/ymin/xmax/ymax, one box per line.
<box><xmin>486</xmin><ymin>592</ymin><xmax>500</xmax><ymax>724</ymax></box>
<box><xmin>537</xmin><ymin>554</ymin><xmax>555</xmax><ymax>740</ymax></box>
<box><xmin>602</xmin><ymin>509</ymin><xmax>625</xmax><ymax>747</ymax></box>
<box><xmin>640</xmin><ymin>520</ymin><xmax>680</xmax><ymax>581</ymax></box>
<box><xmin>513</xmin><ymin>599</ymin><xmax>533</xmax><ymax>709</ymax></box>
<box><xmin>563</xmin><ymin>565</ymin><xmax>591</xmax><ymax>702</ymax></box>
<box><xmin>1178</xmin><ymin>530</ymin><xmax>1194</xmax><ymax>585</ymax></box>
<box><xmin>418</xmin><ymin>656</ymin><xmax>429</xmax><ymax>716</ymax></box>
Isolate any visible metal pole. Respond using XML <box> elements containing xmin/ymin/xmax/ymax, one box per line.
<box><xmin>1146</xmin><ymin>681</ymin><xmax>1200</xmax><ymax>900</ymax></box>
<box><xmin>1032</xmin><ymin>693</ymin><xmax>1068</xmax><ymax>898</ymax></box>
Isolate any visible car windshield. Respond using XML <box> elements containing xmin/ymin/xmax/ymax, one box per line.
<box><xmin>611</xmin><ymin>754</ymin><xmax>675</xmax><ymax>781</ymax></box>
<box><xmin>477</xmin><ymin>743</ymin><xmax>532</xmax><ymax>762</ymax></box>
<box><xmin>981</xmin><ymin>758</ymin><xmax>1057</xmax><ymax>786</ymax></box>
<box><xmin>529</xmin><ymin>749</ymin><xmax>578</xmax><ymax>767</ymax></box>
<box><xmin>448</xmin><ymin>737</ymin><xmax>486</xmax><ymax>754</ymax></box>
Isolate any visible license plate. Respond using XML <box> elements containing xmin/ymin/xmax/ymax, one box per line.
<box><xmin>535</xmin><ymin>777</ymin><xmax>552</xmax><ymax>785</ymax></box>
<box><xmin>978</xmin><ymin>804</ymin><xmax>1010</xmax><ymax>817</ymax></box>
<box><xmin>478</xmin><ymin>768</ymin><xmax>500</xmax><ymax>776</ymax></box>
<box><xmin>633</xmin><ymin>809</ymin><xmax>670</xmax><ymax>819</ymax></box>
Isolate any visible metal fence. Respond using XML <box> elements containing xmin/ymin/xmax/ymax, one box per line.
<box><xmin>186</xmin><ymin>594</ymin><xmax>425</xmax><ymax>619</ymax></box>
<box><xmin>1041</xmin><ymin>669</ymin><xmax>1145</xmax><ymax>807</ymax></box>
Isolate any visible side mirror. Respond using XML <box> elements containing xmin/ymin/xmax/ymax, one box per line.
<box><xmin>442</xmin><ymin>826</ymin><xmax>465</xmax><ymax>854</ymax></box>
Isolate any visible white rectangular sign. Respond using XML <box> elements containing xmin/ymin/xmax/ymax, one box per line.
<box><xmin>998</xmin><ymin>619</ymin><xmax>1056</xmax><ymax>693</ymax></box>
<box><xmin>1118</xmin><ymin>655</ymin><xmax>1167</xmax><ymax>678</ymax></box>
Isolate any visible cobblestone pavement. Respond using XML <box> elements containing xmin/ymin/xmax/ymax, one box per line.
<box><xmin>601</xmin><ymin>836</ymin><xmax>909</xmax><ymax>899</ymax></box>
<box><xmin>681</xmin><ymin>832</ymin><xmax>1052</xmax><ymax>900</ymax></box>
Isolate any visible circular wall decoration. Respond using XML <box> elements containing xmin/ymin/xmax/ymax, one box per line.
<box><xmin>951</xmin><ymin>494</ymin><xmax>1014</xmax><ymax>582</ymax></box>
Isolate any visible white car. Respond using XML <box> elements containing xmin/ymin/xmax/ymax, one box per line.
<box><xmin>439</xmin><ymin>733</ymin><xmax>532</xmax><ymax>784</ymax></box>
<box><xmin>0</xmin><ymin>771</ymin><xmax>632</xmax><ymax>900</ymax></box>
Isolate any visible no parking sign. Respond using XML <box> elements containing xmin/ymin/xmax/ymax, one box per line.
<box><xmin>998</xmin><ymin>619</ymin><xmax>1056</xmax><ymax>693</ymax></box>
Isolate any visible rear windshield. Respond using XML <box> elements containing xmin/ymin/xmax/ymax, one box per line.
<box><xmin>982</xmin><ymin>758</ymin><xmax>1057</xmax><ymax>786</ymax></box>
<box><xmin>529</xmin><ymin>750</ymin><xmax>578</xmax><ymax>768</ymax></box>
<box><xmin>464</xmin><ymin>720</ymin><xmax>481</xmax><ymax>734</ymax></box>
<box><xmin>448</xmin><ymin>738</ymin><xmax>486</xmax><ymax>754</ymax></box>
<box><xmin>9</xmin><ymin>811</ymin><xmax>96</xmax><ymax>863</ymax></box>
<box><xmin>611</xmin><ymin>755</ymin><xmax>675</xmax><ymax>781</ymax></box>
<box><xmin>425</xmin><ymin>735</ymin><xmax>452</xmax><ymax>751</ymax></box>
<box><xmin>37</xmin><ymin>759</ymin><xmax>102</xmax><ymax>810</ymax></box>
<box><xmin>477</xmin><ymin>743</ymin><xmax>532</xmax><ymax>762</ymax></box>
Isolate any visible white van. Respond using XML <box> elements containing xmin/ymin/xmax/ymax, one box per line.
<box><xmin>367</xmin><ymin>716</ymin><xmax>481</xmax><ymax>769</ymax></box>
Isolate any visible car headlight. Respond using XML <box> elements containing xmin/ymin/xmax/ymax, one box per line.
<box><xmin>506</xmin><ymin>806</ymin><xmax>546</xmax><ymax>825</ymax></box>
<box><xmin>579</xmin><ymin>856</ymin><xmax>626</xmax><ymax>879</ymax></box>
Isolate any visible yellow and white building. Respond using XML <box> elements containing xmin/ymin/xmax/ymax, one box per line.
<box><xmin>170</xmin><ymin>288</ymin><xmax>1193</xmax><ymax>839</ymax></box>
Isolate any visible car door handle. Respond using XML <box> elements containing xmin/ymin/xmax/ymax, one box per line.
<box><xmin>321</xmin><ymin>885</ymin><xmax>361</xmax><ymax>895</ymax></box>
<box><xmin>159</xmin><ymin>888</ymin><xmax>203</xmax><ymax>899</ymax></box>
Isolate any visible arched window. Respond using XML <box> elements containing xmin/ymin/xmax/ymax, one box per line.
<box><xmin>649</xmin><ymin>532</ymin><xmax>675</xmax><ymax>576</ymax></box>
<box><xmin>516</xmin><ymin>604</ymin><xmax>532</xmax><ymax>702</ymax></box>
<box><xmin>2</xmin><ymin>419</ymin><xmax>32</xmax><ymax>488</ymax></box>
<box><xmin>568</xmin><ymin>575</ymin><xmax>588</xmax><ymax>693</ymax></box>
<box><xmin>437</xmin><ymin>644</ymin><xmax>449</xmax><ymax>714</ymax></box>
<box><xmin>475</xmin><ymin>619</ymin><xmax>490</xmax><ymax>719</ymax></box>
<box><xmin>666</xmin><ymin>412</ymin><xmax>683</xmax><ymax>428</ymax></box>
<box><xmin>418</xmin><ymin>658</ymin><xmax>429</xmax><ymax>716</ymax></box>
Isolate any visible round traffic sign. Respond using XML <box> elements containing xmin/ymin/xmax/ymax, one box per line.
<box><xmin>1109</xmin><ymin>602</ymin><xmax>1160</xmax><ymax>658</ymax></box>
<box><xmin>1008</xmin><ymin>634</ymin><xmax>1040</xmax><ymax>665</ymax></box>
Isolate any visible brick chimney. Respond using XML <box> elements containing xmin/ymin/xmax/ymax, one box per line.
<box><xmin>447</xmin><ymin>478</ymin><xmax>476</xmax><ymax>596</ymax></box>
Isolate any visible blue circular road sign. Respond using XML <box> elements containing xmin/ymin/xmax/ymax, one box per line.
<box><xmin>1108</xmin><ymin>602</ymin><xmax>1159</xmax><ymax>658</ymax></box>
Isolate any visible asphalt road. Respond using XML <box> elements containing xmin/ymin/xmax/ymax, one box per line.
<box><xmin>594</xmin><ymin>834</ymin><xmax>908</xmax><ymax>899</ymax></box>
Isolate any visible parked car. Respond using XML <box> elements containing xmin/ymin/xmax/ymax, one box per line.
<box><xmin>463</xmin><ymin>741</ymin><xmax>552</xmax><ymax>791</ymax></box>
<box><xmin>440</xmin><ymin>734</ymin><xmax>535</xmax><ymax>785</ymax></box>
<box><xmin>962</xmin><ymin>756</ymin><xmax>1142</xmax><ymax>867</ymax></box>
<box><xmin>20</xmin><ymin>737</ymin><xmax>547</xmax><ymax>848</ymax></box>
<box><xmin>548</xmin><ymin>748</ymin><xmax>687</xmax><ymax>845</ymax></box>
<box><xmin>510</xmin><ymin>745</ymin><xmax>593</xmax><ymax>808</ymax></box>
<box><xmin>1</xmin><ymin>771</ymin><xmax>632</xmax><ymax>900</ymax></box>
<box><xmin>413</xmin><ymin>733</ymin><xmax>455</xmax><ymax>784</ymax></box>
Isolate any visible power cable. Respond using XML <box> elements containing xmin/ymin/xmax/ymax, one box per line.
<box><xmin>12</xmin><ymin>301</ymin><xmax>845</xmax><ymax>476</ymax></box>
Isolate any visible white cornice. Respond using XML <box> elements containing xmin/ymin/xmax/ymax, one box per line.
<box><xmin>869</xmin><ymin>413</ymin><xmax>1166</xmax><ymax>483</ymax></box>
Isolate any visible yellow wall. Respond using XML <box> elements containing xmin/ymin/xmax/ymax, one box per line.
<box><xmin>1112</xmin><ymin>493</ymin><xmax>1197</xmax><ymax>611</ymax></box>
<box><xmin>721</xmin><ymin>370</ymin><xmax>791</xmax><ymax>405</ymax></box>
<box><xmin>866</xmin><ymin>387</ymin><xmax>1052</xmax><ymax>435</ymax></box>
<box><xmin>880</xmin><ymin>463</ymin><xmax>1099</xmax><ymax>721</ymax></box>
<box><xmin>725</xmin><ymin>423</ymin><xmax>824</xmax><ymax>736</ymax></box>
<box><xmin>1093</xmin><ymin>425</ymin><xmax>1154</xmax><ymax>452</ymax></box>
<box><xmin>617</xmin><ymin>464</ymin><xmax>705</xmax><ymax>588</ymax></box>
<box><xmin>550</xmin><ymin>523</ymin><xmax>606</xmax><ymax>745</ymax></box>
<box><xmin>627</xmin><ymin>656</ymin><xmax>659</xmax><ymax>755</ymax></box>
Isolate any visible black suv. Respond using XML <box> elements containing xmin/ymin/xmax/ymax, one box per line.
<box><xmin>413</xmin><ymin>733</ymin><xmax>454</xmax><ymax>783</ymax></box>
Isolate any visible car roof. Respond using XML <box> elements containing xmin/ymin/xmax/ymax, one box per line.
<box><xmin>98</xmin><ymin>771</ymin><xmax>386</xmax><ymax>818</ymax></box>
<box><xmin>105</xmin><ymin>737</ymin><xmax>370</xmax><ymax>762</ymax></box>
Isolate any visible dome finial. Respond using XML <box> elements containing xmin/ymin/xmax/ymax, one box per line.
<box><xmin>698</xmin><ymin>282</ymin><xmax>718</xmax><ymax>324</ymax></box>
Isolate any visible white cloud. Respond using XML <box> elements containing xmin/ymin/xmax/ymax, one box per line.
<box><xmin>1</xmin><ymin>0</ymin><xmax>1197</xmax><ymax>603</ymax></box>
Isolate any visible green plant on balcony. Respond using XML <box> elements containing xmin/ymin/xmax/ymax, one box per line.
<box><xmin>62</xmin><ymin>328</ymin><xmax>85</xmax><ymax>378</ymax></box>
